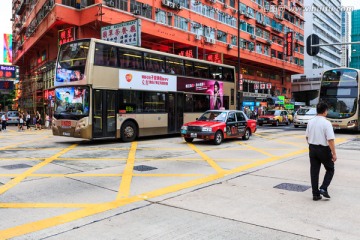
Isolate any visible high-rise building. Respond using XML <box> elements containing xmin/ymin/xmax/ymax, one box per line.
<box><xmin>11</xmin><ymin>0</ymin><xmax>304</xmax><ymax>115</ymax></box>
<box><xmin>341</xmin><ymin>11</ymin><xmax>349</xmax><ymax>67</ymax></box>
<box><xmin>350</xmin><ymin>9</ymin><xmax>360</xmax><ymax>69</ymax></box>
<box><xmin>292</xmin><ymin>0</ymin><xmax>342</xmax><ymax>105</ymax></box>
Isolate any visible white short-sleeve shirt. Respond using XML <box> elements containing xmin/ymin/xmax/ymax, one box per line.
<box><xmin>305</xmin><ymin>116</ymin><xmax>335</xmax><ymax>146</ymax></box>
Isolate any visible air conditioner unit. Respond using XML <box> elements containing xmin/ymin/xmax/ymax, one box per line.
<box><xmin>209</xmin><ymin>0</ymin><xmax>216</xmax><ymax>3</ymax></box>
<box><xmin>267</xmin><ymin>40</ymin><xmax>273</xmax><ymax>45</ymax></box>
<box><xmin>205</xmin><ymin>37</ymin><xmax>211</xmax><ymax>43</ymax></box>
<box><xmin>162</xmin><ymin>0</ymin><xmax>168</xmax><ymax>6</ymax></box>
<box><xmin>133</xmin><ymin>10</ymin><xmax>140</xmax><ymax>15</ymax></box>
<box><xmin>175</xmin><ymin>3</ymin><xmax>181</xmax><ymax>9</ymax></box>
<box><xmin>142</xmin><ymin>3</ymin><xmax>149</xmax><ymax>9</ymax></box>
<box><xmin>168</xmin><ymin>12</ymin><xmax>174</xmax><ymax>16</ymax></box>
<box><xmin>155</xmin><ymin>8</ymin><xmax>160</xmax><ymax>13</ymax></box>
<box><xmin>209</xmin><ymin>38</ymin><xmax>216</xmax><ymax>44</ymax></box>
<box><xmin>195</xmin><ymin>34</ymin><xmax>201</xmax><ymax>40</ymax></box>
<box><xmin>193</xmin><ymin>23</ymin><xmax>200</xmax><ymax>28</ymax></box>
<box><xmin>233</xmin><ymin>9</ymin><xmax>237</xmax><ymax>14</ymax></box>
<box><xmin>223</xmin><ymin>4</ymin><xmax>228</xmax><ymax>9</ymax></box>
<box><xmin>106</xmin><ymin>1</ymin><xmax>114</xmax><ymax>7</ymax></box>
<box><xmin>227</xmin><ymin>44</ymin><xmax>233</xmax><ymax>49</ymax></box>
<box><xmin>250</xmin><ymin>34</ymin><xmax>256</xmax><ymax>39</ymax></box>
<box><xmin>194</xmin><ymin>0</ymin><xmax>201</xmax><ymax>5</ymax></box>
<box><xmin>244</xmin><ymin>13</ymin><xmax>250</xmax><ymax>18</ymax></box>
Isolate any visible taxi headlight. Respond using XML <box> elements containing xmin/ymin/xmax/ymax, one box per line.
<box><xmin>181</xmin><ymin>126</ymin><xmax>188</xmax><ymax>130</ymax></box>
<box><xmin>269</xmin><ymin>118</ymin><xmax>274</xmax><ymax>120</ymax></box>
<box><xmin>202</xmin><ymin>127</ymin><xmax>212</xmax><ymax>132</ymax></box>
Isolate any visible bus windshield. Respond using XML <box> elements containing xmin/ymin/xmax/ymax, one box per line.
<box><xmin>56</xmin><ymin>40</ymin><xmax>90</xmax><ymax>83</ymax></box>
<box><xmin>322</xmin><ymin>69</ymin><xmax>358</xmax><ymax>87</ymax></box>
<box><xmin>54</xmin><ymin>86</ymin><xmax>90</xmax><ymax>119</ymax></box>
<box><xmin>321</xmin><ymin>97</ymin><xmax>358</xmax><ymax>119</ymax></box>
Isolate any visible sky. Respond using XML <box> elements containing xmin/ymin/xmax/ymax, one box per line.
<box><xmin>1</xmin><ymin>0</ymin><xmax>360</xmax><ymax>63</ymax></box>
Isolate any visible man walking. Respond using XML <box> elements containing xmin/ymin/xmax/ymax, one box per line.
<box><xmin>305</xmin><ymin>102</ymin><xmax>337</xmax><ymax>201</ymax></box>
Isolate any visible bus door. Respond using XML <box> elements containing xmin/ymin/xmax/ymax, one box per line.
<box><xmin>167</xmin><ymin>92</ymin><xmax>184</xmax><ymax>133</ymax></box>
<box><xmin>93</xmin><ymin>89</ymin><xmax>117</xmax><ymax>138</ymax></box>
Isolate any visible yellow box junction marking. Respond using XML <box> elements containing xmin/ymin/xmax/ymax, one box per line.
<box><xmin>187</xmin><ymin>143</ymin><xmax>226</xmax><ymax>173</ymax></box>
<box><xmin>117</xmin><ymin>142</ymin><xmax>137</xmax><ymax>199</ymax></box>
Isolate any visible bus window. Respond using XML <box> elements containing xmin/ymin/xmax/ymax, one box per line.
<box><xmin>144</xmin><ymin>53</ymin><xmax>165</xmax><ymax>73</ymax></box>
<box><xmin>118</xmin><ymin>48</ymin><xmax>143</xmax><ymax>70</ymax></box>
<box><xmin>185</xmin><ymin>94</ymin><xmax>210</xmax><ymax>112</ymax></box>
<box><xmin>194</xmin><ymin>62</ymin><xmax>210</xmax><ymax>79</ymax></box>
<box><xmin>210</xmin><ymin>65</ymin><xmax>223</xmax><ymax>79</ymax></box>
<box><xmin>119</xmin><ymin>90</ymin><xmax>143</xmax><ymax>113</ymax></box>
<box><xmin>166</xmin><ymin>57</ymin><xmax>185</xmax><ymax>75</ymax></box>
<box><xmin>184</xmin><ymin>60</ymin><xmax>194</xmax><ymax>77</ymax></box>
<box><xmin>223</xmin><ymin>67</ymin><xmax>234</xmax><ymax>82</ymax></box>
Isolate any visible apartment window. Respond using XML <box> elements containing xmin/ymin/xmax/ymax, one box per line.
<box><xmin>246</xmin><ymin>24</ymin><xmax>254</xmax><ymax>35</ymax></box>
<box><xmin>191</xmin><ymin>22</ymin><xmax>203</xmax><ymax>35</ymax></box>
<box><xmin>174</xmin><ymin>16</ymin><xmax>188</xmax><ymax>31</ymax></box>
<box><xmin>231</xmin><ymin>35</ymin><xmax>237</xmax><ymax>46</ymax></box>
<box><xmin>229</xmin><ymin>0</ymin><xmax>235</xmax><ymax>8</ymax></box>
<box><xmin>247</xmin><ymin>7</ymin><xmax>255</xmax><ymax>18</ymax></box>
<box><xmin>155</xmin><ymin>10</ymin><xmax>167</xmax><ymax>24</ymax></box>
<box><xmin>130</xmin><ymin>0</ymin><xmax>152</xmax><ymax>19</ymax></box>
<box><xmin>204</xmin><ymin>27</ymin><xmax>215</xmax><ymax>39</ymax></box>
<box><xmin>256</xmin><ymin>28</ymin><xmax>263</xmax><ymax>38</ymax></box>
<box><xmin>256</xmin><ymin>43</ymin><xmax>263</xmax><ymax>54</ymax></box>
<box><xmin>264</xmin><ymin>45</ymin><xmax>270</xmax><ymax>56</ymax></box>
<box><xmin>175</xmin><ymin>0</ymin><xmax>189</xmax><ymax>9</ymax></box>
<box><xmin>217</xmin><ymin>30</ymin><xmax>227</xmax><ymax>43</ymax></box>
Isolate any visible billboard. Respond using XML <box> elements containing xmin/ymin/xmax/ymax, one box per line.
<box><xmin>3</xmin><ymin>34</ymin><xmax>12</xmax><ymax>63</ymax></box>
<box><xmin>101</xmin><ymin>20</ymin><xmax>141</xmax><ymax>46</ymax></box>
<box><xmin>0</xmin><ymin>65</ymin><xmax>18</xmax><ymax>80</ymax></box>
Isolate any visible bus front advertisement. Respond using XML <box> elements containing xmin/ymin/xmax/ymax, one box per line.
<box><xmin>320</xmin><ymin>68</ymin><xmax>359</xmax><ymax>131</ymax></box>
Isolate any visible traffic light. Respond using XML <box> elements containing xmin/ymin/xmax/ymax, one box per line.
<box><xmin>306</xmin><ymin>34</ymin><xmax>320</xmax><ymax>56</ymax></box>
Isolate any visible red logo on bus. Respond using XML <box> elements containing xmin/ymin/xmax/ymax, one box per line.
<box><xmin>126</xmin><ymin>74</ymin><xmax>132</xmax><ymax>82</ymax></box>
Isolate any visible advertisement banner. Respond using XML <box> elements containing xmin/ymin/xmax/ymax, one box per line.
<box><xmin>3</xmin><ymin>34</ymin><xmax>12</xmax><ymax>63</ymax></box>
<box><xmin>119</xmin><ymin>70</ymin><xmax>177</xmax><ymax>91</ymax></box>
<box><xmin>177</xmin><ymin>77</ymin><xmax>224</xmax><ymax>110</ymax></box>
<box><xmin>0</xmin><ymin>65</ymin><xmax>18</xmax><ymax>79</ymax></box>
<box><xmin>101</xmin><ymin>20</ymin><xmax>141</xmax><ymax>46</ymax></box>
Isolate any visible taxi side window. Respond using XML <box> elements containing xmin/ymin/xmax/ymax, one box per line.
<box><xmin>236</xmin><ymin>112</ymin><xmax>245</xmax><ymax>121</ymax></box>
<box><xmin>228</xmin><ymin>112</ymin><xmax>236</xmax><ymax>122</ymax></box>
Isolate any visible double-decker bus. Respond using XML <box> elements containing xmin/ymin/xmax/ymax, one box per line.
<box><xmin>52</xmin><ymin>38</ymin><xmax>236</xmax><ymax>141</ymax></box>
<box><xmin>319</xmin><ymin>68</ymin><xmax>359</xmax><ymax>131</ymax></box>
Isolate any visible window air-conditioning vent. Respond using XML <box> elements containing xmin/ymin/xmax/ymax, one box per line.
<box><xmin>250</xmin><ymin>34</ymin><xmax>256</xmax><ymax>39</ymax></box>
<box><xmin>106</xmin><ymin>1</ymin><xmax>114</xmax><ymax>7</ymax></box>
<box><xmin>227</xmin><ymin>44</ymin><xmax>233</xmax><ymax>49</ymax></box>
<box><xmin>195</xmin><ymin>34</ymin><xmax>202</xmax><ymax>40</ymax></box>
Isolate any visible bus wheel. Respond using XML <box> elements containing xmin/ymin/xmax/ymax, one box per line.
<box><xmin>213</xmin><ymin>131</ymin><xmax>223</xmax><ymax>145</ymax></box>
<box><xmin>121</xmin><ymin>121</ymin><xmax>137</xmax><ymax>142</ymax></box>
<box><xmin>184</xmin><ymin>138</ymin><xmax>194</xmax><ymax>143</ymax></box>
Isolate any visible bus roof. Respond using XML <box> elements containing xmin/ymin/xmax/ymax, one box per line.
<box><xmin>71</xmin><ymin>38</ymin><xmax>236</xmax><ymax>69</ymax></box>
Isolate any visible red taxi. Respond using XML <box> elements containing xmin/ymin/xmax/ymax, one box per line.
<box><xmin>181</xmin><ymin>110</ymin><xmax>252</xmax><ymax>145</ymax></box>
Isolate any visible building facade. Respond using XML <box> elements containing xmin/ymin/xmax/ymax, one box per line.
<box><xmin>350</xmin><ymin>9</ymin><xmax>360</xmax><ymax>69</ymax></box>
<box><xmin>292</xmin><ymin>0</ymin><xmax>341</xmax><ymax>105</ymax></box>
<box><xmin>341</xmin><ymin>10</ymin><xmax>349</xmax><ymax>67</ymax></box>
<box><xmin>12</xmin><ymin>0</ymin><xmax>304</xmax><ymax>116</ymax></box>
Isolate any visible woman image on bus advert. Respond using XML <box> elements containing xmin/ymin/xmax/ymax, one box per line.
<box><xmin>213</xmin><ymin>81</ymin><xmax>222</xmax><ymax>110</ymax></box>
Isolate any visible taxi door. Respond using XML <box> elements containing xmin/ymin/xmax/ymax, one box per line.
<box><xmin>235</xmin><ymin>111</ymin><xmax>246</xmax><ymax>136</ymax></box>
<box><xmin>226</xmin><ymin>111</ymin><xmax>239</xmax><ymax>138</ymax></box>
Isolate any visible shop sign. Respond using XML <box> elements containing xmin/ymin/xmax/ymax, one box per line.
<box><xmin>176</xmin><ymin>47</ymin><xmax>198</xmax><ymax>58</ymax></box>
<box><xmin>266</xmin><ymin>83</ymin><xmax>272</xmax><ymax>89</ymax></box>
<box><xmin>206</xmin><ymin>53</ymin><xmax>222</xmax><ymax>63</ymax></box>
<box><xmin>101</xmin><ymin>20</ymin><xmax>141</xmax><ymax>46</ymax></box>
<box><xmin>243</xmin><ymin>92</ymin><xmax>270</xmax><ymax>98</ymax></box>
<box><xmin>58</xmin><ymin>27</ymin><xmax>76</xmax><ymax>47</ymax></box>
<box><xmin>254</xmin><ymin>83</ymin><xmax>259</xmax><ymax>89</ymax></box>
<box><xmin>0</xmin><ymin>65</ymin><xmax>18</xmax><ymax>79</ymax></box>
<box><xmin>286</xmin><ymin>32</ymin><xmax>293</xmax><ymax>57</ymax></box>
<box><xmin>243</xmin><ymin>101</ymin><xmax>254</xmax><ymax>106</ymax></box>
<box><xmin>260</xmin><ymin>83</ymin><xmax>265</xmax><ymax>89</ymax></box>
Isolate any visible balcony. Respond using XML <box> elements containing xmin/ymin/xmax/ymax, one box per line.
<box><xmin>16</xmin><ymin>0</ymin><xmax>27</xmax><ymax>15</ymax></box>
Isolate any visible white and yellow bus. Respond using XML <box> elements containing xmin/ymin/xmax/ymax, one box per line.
<box><xmin>52</xmin><ymin>38</ymin><xmax>237</xmax><ymax>141</ymax></box>
<box><xmin>319</xmin><ymin>68</ymin><xmax>360</xmax><ymax>131</ymax></box>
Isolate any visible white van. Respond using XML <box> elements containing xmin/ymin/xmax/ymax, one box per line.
<box><xmin>6</xmin><ymin>111</ymin><xmax>19</xmax><ymax>125</ymax></box>
<box><xmin>293</xmin><ymin>107</ymin><xmax>317</xmax><ymax>128</ymax></box>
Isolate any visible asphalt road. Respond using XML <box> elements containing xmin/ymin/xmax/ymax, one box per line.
<box><xmin>0</xmin><ymin>125</ymin><xmax>359</xmax><ymax>240</ymax></box>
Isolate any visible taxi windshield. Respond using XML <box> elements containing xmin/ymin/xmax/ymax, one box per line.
<box><xmin>198</xmin><ymin>111</ymin><xmax>227</xmax><ymax>122</ymax></box>
<box><xmin>265</xmin><ymin>110</ymin><xmax>280</xmax><ymax>116</ymax></box>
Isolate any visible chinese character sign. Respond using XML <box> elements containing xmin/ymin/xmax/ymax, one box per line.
<box><xmin>3</xmin><ymin>34</ymin><xmax>12</xmax><ymax>63</ymax></box>
<box><xmin>58</xmin><ymin>27</ymin><xmax>75</xmax><ymax>47</ymax></box>
<box><xmin>206</xmin><ymin>53</ymin><xmax>222</xmax><ymax>64</ymax></box>
<box><xmin>286</xmin><ymin>32</ymin><xmax>293</xmax><ymax>57</ymax></box>
<box><xmin>101</xmin><ymin>20</ymin><xmax>141</xmax><ymax>46</ymax></box>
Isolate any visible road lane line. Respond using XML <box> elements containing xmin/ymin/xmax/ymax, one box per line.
<box><xmin>0</xmin><ymin>147</ymin><xmax>312</xmax><ymax>239</ymax></box>
<box><xmin>0</xmin><ymin>203</ymin><xmax>98</xmax><ymax>208</ymax></box>
<box><xmin>117</xmin><ymin>142</ymin><xmax>137</xmax><ymax>199</ymax></box>
<box><xmin>238</xmin><ymin>142</ymin><xmax>276</xmax><ymax>157</ymax></box>
<box><xmin>0</xmin><ymin>144</ymin><xmax>78</xmax><ymax>195</ymax></box>
<box><xmin>187</xmin><ymin>143</ymin><xmax>226</xmax><ymax>173</ymax></box>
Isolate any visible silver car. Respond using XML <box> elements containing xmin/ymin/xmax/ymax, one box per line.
<box><xmin>293</xmin><ymin>107</ymin><xmax>317</xmax><ymax>128</ymax></box>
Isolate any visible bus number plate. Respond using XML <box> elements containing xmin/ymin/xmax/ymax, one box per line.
<box><xmin>61</xmin><ymin>121</ymin><xmax>71</xmax><ymax>128</ymax></box>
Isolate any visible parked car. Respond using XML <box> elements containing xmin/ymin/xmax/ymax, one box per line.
<box><xmin>247</xmin><ymin>118</ymin><xmax>257</xmax><ymax>134</ymax></box>
<box><xmin>6</xmin><ymin>111</ymin><xmax>19</xmax><ymax>125</ymax></box>
<box><xmin>181</xmin><ymin>110</ymin><xmax>252</xmax><ymax>145</ymax></box>
<box><xmin>293</xmin><ymin>107</ymin><xmax>317</xmax><ymax>128</ymax></box>
<box><xmin>257</xmin><ymin>110</ymin><xmax>290</xmax><ymax>126</ymax></box>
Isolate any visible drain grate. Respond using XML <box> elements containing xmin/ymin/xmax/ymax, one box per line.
<box><xmin>133</xmin><ymin>165</ymin><xmax>157</xmax><ymax>172</ymax></box>
<box><xmin>274</xmin><ymin>183</ymin><xmax>311</xmax><ymax>192</ymax></box>
<box><xmin>1</xmin><ymin>164</ymin><xmax>32</xmax><ymax>170</ymax></box>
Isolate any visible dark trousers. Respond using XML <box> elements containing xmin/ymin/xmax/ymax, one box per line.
<box><xmin>1</xmin><ymin>121</ymin><xmax>6</xmax><ymax>130</ymax></box>
<box><xmin>309</xmin><ymin>144</ymin><xmax>335</xmax><ymax>196</ymax></box>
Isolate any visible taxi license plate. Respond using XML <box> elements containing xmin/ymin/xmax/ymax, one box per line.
<box><xmin>333</xmin><ymin>124</ymin><xmax>340</xmax><ymax>129</ymax></box>
<box><xmin>263</xmin><ymin>121</ymin><xmax>267</xmax><ymax>123</ymax></box>
<box><xmin>190</xmin><ymin>133</ymin><xmax>197</xmax><ymax>137</ymax></box>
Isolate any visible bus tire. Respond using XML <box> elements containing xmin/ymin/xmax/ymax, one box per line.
<box><xmin>121</xmin><ymin>121</ymin><xmax>137</xmax><ymax>142</ymax></box>
<box><xmin>184</xmin><ymin>137</ymin><xmax>194</xmax><ymax>143</ymax></box>
<box><xmin>294</xmin><ymin>125</ymin><xmax>299</xmax><ymax>128</ymax></box>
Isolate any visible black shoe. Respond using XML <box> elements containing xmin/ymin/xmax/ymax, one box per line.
<box><xmin>313</xmin><ymin>195</ymin><xmax>322</xmax><ymax>201</ymax></box>
<box><xmin>319</xmin><ymin>189</ymin><xmax>330</xmax><ymax>198</ymax></box>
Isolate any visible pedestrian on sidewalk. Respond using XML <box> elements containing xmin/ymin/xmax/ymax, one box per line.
<box><xmin>305</xmin><ymin>102</ymin><xmax>337</xmax><ymax>201</ymax></box>
<box><xmin>25</xmin><ymin>112</ymin><xmax>31</xmax><ymax>130</ymax></box>
<box><xmin>1</xmin><ymin>113</ymin><xmax>7</xmax><ymax>131</ymax></box>
<box><xmin>45</xmin><ymin>114</ymin><xmax>50</xmax><ymax>129</ymax></box>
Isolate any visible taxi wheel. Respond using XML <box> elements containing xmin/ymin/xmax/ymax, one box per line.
<box><xmin>286</xmin><ymin>120</ymin><xmax>289</xmax><ymax>125</ymax></box>
<box><xmin>242</xmin><ymin>128</ymin><xmax>250</xmax><ymax>140</ymax></box>
<box><xmin>121</xmin><ymin>121</ymin><xmax>137</xmax><ymax>142</ymax></box>
<box><xmin>273</xmin><ymin>120</ymin><xmax>279</xmax><ymax>127</ymax></box>
<box><xmin>213</xmin><ymin>131</ymin><xmax>223</xmax><ymax>145</ymax></box>
<box><xmin>184</xmin><ymin>137</ymin><xmax>194</xmax><ymax>143</ymax></box>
